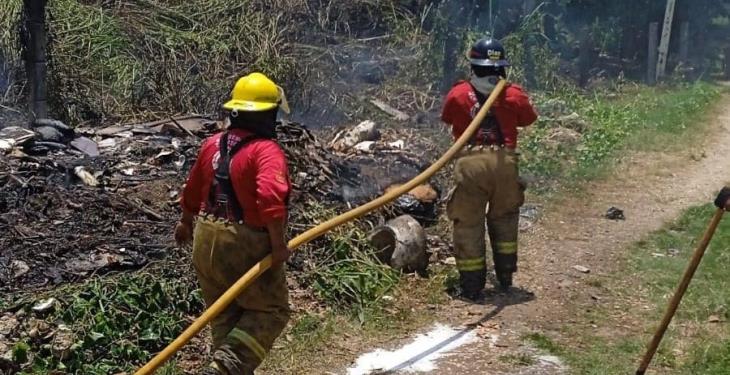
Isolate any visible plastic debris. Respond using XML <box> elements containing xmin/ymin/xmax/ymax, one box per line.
<box><xmin>73</xmin><ymin>166</ymin><xmax>99</xmax><ymax>187</ymax></box>
<box><xmin>0</xmin><ymin>126</ymin><xmax>35</xmax><ymax>152</ymax></box>
<box><xmin>605</xmin><ymin>207</ymin><xmax>625</xmax><ymax>220</ymax></box>
<box><xmin>32</xmin><ymin>298</ymin><xmax>57</xmax><ymax>313</ymax></box>
<box><xmin>353</xmin><ymin>141</ymin><xmax>376</xmax><ymax>152</ymax></box>
<box><xmin>331</xmin><ymin>120</ymin><xmax>380</xmax><ymax>151</ymax></box>
<box><xmin>572</xmin><ymin>265</ymin><xmax>590</xmax><ymax>273</ymax></box>
<box><xmin>388</xmin><ymin>140</ymin><xmax>405</xmax><ymax>149</ymax></box>
<box><xmin>70</xmin><ymin>137</ymin><xmax>100</xmax><ymax>157</ymax></box>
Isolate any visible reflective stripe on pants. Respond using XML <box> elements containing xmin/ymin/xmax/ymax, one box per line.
<box><xmin>456</xmin><ymin>257</ymin><xmax>486</xmax><ymax>272</ymax></box>
<box><xmin>447</xmin><ymin>148</ymin><xmax>523</xmax><ymax>282</ymax></box>
<box><xmin>495</xmin><ymin>241</ymin><xmax>517</xmax><ymax>255</ymax></box>
<box><xmin>193</xmin><ymin>217</ymin><xmax>290</xmax><ymax>374</ymax></box>
<box><xmin>228</xmin><ymin>328</ymin><xmax>267</xmax><ymax>361</ymax></box>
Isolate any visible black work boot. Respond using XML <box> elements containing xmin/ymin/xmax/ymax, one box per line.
<box><xmin>496</xmin><ymin>271</ymin><xmax>513</xmax><ymax>292</ymax></box>
<box><xmin>459</xmin><ymin>270</ymin><xmax>486</xmax><ymax>301</ymax></box>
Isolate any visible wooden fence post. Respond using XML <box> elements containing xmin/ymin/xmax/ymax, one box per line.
<box><xmin>679</xmin><ymin>21</ymin><xmax>689</xmax><ymax>65</ymax></box>
<box><xmin>656</xmin><ymin>0</ymin><xmax>676</xmax><ymax>81</ymax></box>
<box><xmin>647</xmin><ymin>22</ymin><xmax>659</xmax><ymax>85</ymax></box>
<box><xmin>578</xmin><ymin>27</ymin><xmax>593</xmax><ymax>87</ymax></box>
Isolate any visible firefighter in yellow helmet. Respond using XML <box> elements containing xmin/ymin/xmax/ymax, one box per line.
<box><xmin>175</xmin><ymin>72</ymin><xmax>292</xmax><ymax>375</ymax></box>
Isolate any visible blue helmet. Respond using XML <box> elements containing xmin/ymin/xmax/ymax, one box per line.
<box><xmin>469</xmin><ymin>38</ymin><xmax>510</xmax><ymax>67</ymax></box>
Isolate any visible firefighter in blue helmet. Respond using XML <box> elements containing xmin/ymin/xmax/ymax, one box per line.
<box><xmin>441</xmin><ymin>37</ymin><xmax>538</xmax><ymax>299</ymax></box>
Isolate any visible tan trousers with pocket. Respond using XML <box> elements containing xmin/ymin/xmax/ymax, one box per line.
<box><xmin>192</xmin><ymin>216</ymin><xmax>290</xmax><ymax>374</ymax></box>
<box><xmin>447</xmin><ymin>148</ymin><xmax>524</xmax><ymax>290</ymax></box>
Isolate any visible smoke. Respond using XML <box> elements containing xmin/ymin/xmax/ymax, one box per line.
<box><xmin>339</xmin><ymin>158</ymin><xmax>423</xmax><ymax>204</ymax></box>
<box><xmin>288</xmin><ymin>43</ymin><xmax>405</xmax><ymax>128</ymax></box>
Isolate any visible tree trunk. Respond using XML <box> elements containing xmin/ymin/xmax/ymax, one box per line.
<box><xmin>441</xmin><ymin>0</ymin><xmax>467</xmax><ymax>93</ymax></box>
<box><xmin>24</xmin><ymin>0</ymin><xmax>48</xmax><ymax>120</ymax></box>
<box><xmin>578</xmin><ymin>27</ymin><xmax>593</xmax><ymax>87</ymax></box>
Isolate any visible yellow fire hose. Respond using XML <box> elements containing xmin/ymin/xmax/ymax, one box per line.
<box><xmin>134</xmin><ymin>79</ymin><xmax>507</xmax><ymax>374</ymax></box>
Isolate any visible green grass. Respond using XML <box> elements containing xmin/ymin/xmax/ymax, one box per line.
<box><xmin>4</xmin><ymin>201</ymin><xmax>404</xmax><ymax>374</ymax></box>
<box><xmin>564</xmin><ymin>336</ymin><xmax>648</xmax><ymax>375</ymax></box>
<box><xmin>0</xmin><ymin>0</ymin><xmax>440</xmax><ymax>124</ymax></box>
<box><xmin>1</xmin><ymin>0</ymin><xmax>269</xmax><ymax>121</ymax></box>
<box><xmin>524</xmin><ymin>332</ymin><xmax>565</xmax><ymax>355</ymax></box>
<box><xmin>10</xmin><ymin>265</ymin><xmax>203</xmax><ymax>375</ymax></box>
<box><xmin>261</xmin><ymin>312</ymin><xmax>341</xmax><ymax>373</ymax></box>
<box><xmin>297</xmin><ymin>203</ymin><xmax>401</xmax><ymax>319</ymax></box>
<box><xmin>500</xmin><ymin>353</ymin><xmax>537</xmax><ymax>367</ymax></box>
<box><xmin>521</xmin><ymin>82</ymin><xmax>721</xmax><ymax>186</ymax></box>
<box><xmin>576</xmin><ymin>83</ymin><xmax>719</xmax><ymax>173</ymax></box>
<box><xmin>261</xmin><ymin>274</ymin><xmax>445</xmax><ymax>373</ymax></box>
<box><xmin>560</xmin><ymin>204</ymin><xmax>730</xmax><ymax>374</ymax></box>
<box><xmin>631</xmin><ymin>205</ymin><xmax>730</xmax><ymax>322</ymax></box>
<box><xmin>48</xmin><ymin>0</ymin><xmax>142</xmax><ymax>122</ymax></box>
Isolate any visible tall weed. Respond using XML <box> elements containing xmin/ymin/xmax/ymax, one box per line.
<box><xmin>15</xmin><ymin>269</ymin><xmax>203</xmax><ymax>374</ymax></box>
<box><xmin>303</xmin><ymin>203</ymin><xmax>400</xmax><ymax>319</ymax></box>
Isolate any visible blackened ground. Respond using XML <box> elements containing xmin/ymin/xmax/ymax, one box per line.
<box><xmin>0</xmin><ymin>122</ymin><xmax>346</xmax><ymax>293</ymax></box>
<box><xmin>0</xmin><ymin>154</ymin><xmax>185</xmax><ymax>291</ymax></box>
<box><xmin>0</xmin><ymin>117</ymin><xmax>446</xmax><ymax>294</ymax></box>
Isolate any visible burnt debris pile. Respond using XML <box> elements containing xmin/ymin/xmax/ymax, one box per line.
<box><xmin>0</xmin><ymin>118</ymin><xmax>345</xmax><ymax>292</ymax></box>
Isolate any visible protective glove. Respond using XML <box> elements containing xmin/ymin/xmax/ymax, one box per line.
<box><xmin>714</xmin><ymin>187</ymin><xmax>730</xmax><ymax>210</ymax></box>
<box><xmin>271</xmin><ymin>243</ymin><xmax>293</xmax><ymax>267</ymax></box>
<box><xmin>174</xmin><ymin>220</ymin><xmax>193</xmax><ymax>246</ymax></box>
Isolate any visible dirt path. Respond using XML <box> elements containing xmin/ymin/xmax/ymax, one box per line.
<box><xmin>339</xmin><ymin>92</ymin><xmax>730</xmax><ymax>375</ymax></box>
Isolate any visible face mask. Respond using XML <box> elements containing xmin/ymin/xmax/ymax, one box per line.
<box><xmin>470</xmin><ymin>74</ymin><xmax>499</xmax><ymax>94</ymax></box>
<box><xmin>229</xmin><ymin>109</ymin><xmax>278</xmax><ymax>139</ymax></box>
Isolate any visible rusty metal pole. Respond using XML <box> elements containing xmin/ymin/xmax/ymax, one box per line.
<box><xmin>24</xmin><ymin>0</ymin><xmax>48</xmax><ymax>119</ymax></box>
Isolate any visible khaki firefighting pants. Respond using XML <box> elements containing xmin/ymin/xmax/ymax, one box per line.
<box><xmin>192</xmin><ymin>216</ymin><xmax>290</xmax><ymax>375</ymax></box>
<box><xmin>447</xmin><ymin>148</ymin><xmax>524</xmax><ymax>290</ymax></box>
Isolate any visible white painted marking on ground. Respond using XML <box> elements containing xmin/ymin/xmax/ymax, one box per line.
<box><xmin>537</xmin><ymin>355</ymin><xmax>564</xmax><ymax>367</ymax></box>
<box><xmin>347</xmin><ymin>324</ymin><xmax>477</xmax><ymax>374</ymax></box>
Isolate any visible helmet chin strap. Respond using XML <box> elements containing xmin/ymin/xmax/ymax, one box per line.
<box><xmin>470</xmin><ymin>74</ymin><xmax>499</xmax><ymax>94</ymax></box>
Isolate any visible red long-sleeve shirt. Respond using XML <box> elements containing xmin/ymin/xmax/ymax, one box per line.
<box><xmin>441</xmin><ymin>81</ymin><xmax>538</xmax><ymax>148</ymax></box>
<box><xmin>180</xmin><ymin>129</ymin><xmax>290</xmax><ymax>227</ymax></box>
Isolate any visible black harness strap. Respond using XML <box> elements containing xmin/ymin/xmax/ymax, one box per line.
<box><xmin>208</xmin><ymin>132</ymin><xmax>258</xmax><ymax>222</ymax></box>
<box><xmin>470</xmin><ymin>84</ymin><xmax>505</xmax><ymax>146</ymax></box>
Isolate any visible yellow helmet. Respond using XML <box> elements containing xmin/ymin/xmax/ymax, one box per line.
<box><xmin>222</xmin><ymin>72</ymin><xmax>289</xmax><ymax>113</ymax></box>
